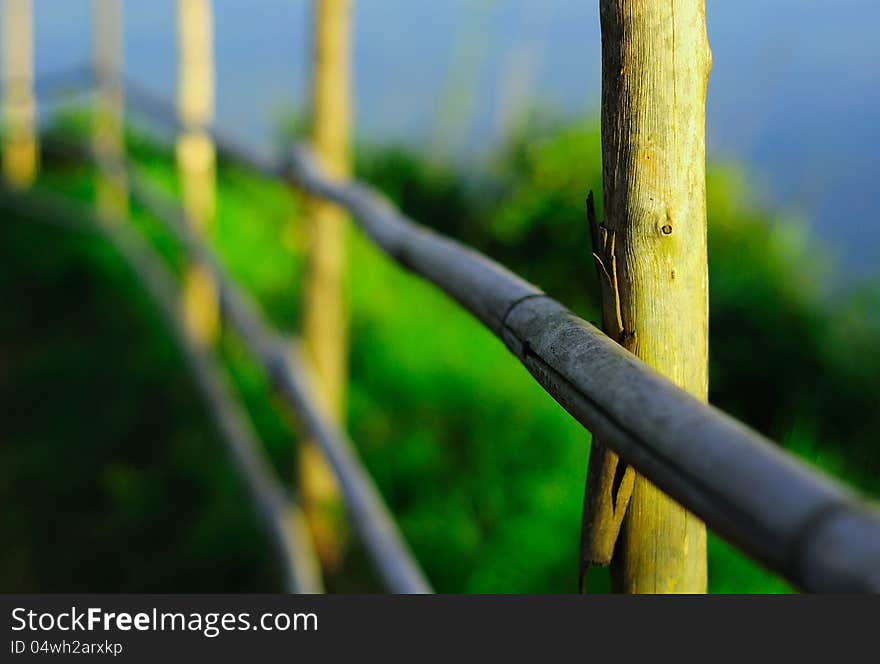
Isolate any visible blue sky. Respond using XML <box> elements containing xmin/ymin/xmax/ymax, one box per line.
<box><xmin>10</xmin><ymin>0</ymin><xmax>880</xmax><ymax>278</ymax></box>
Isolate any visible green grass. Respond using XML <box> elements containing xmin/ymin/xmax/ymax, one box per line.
<box><xmin>8</xmin><ymin>114</ymin><xmax>876</xmax><ymax>593</ymax></box>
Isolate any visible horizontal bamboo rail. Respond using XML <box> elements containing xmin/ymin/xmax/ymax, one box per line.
<box><xmin>19</xmin><ymin>73</ymin><xmax>880</xmax><ymax>592</ymax></box>
<box><xmin>0</xmin><ymin>186</ymin><xmax>323</xmax><ymax>594</ymax></box>
<box><xmin>22</xmin><ymin>73</ymin><xmax>437</xmax><ymax>594</ymax></box>
<box><xmin>284</xmin><ymin>148</ymin><xmax>880</xmax><ymax>593</ymax></box>
<box><xmin>120</xmin><ymin>162</ymin><xmax>432</xmax><ymax>595</ymax></box>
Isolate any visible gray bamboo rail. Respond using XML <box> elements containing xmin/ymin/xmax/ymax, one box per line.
<box><xmin>0</xmin><ymin>186</ymin><xmax>324</xmax><ymax>594</ymax></box>
<box><xmin>32</xmin><ymin>131</ymin><xmax>433</xmax><ymax>594</ymax></box>
<box><xmin>11</xmin><ymin>70</ymin><xmax>880</xmax><ymax>592</ymax></box>
<box><xmin>121</xmin><ymin>161</ymin><xmax>433</xmax><ymax>595</ymax></box>
<box><xmin>284</xmin><ymin>147</ymin><xmax>880</xmax><ymax>593</ymax></box>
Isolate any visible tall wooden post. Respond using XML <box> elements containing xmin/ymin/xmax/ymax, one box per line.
<box><xmin>299</xmin><ymin>0</ymin><xmax>352</xmax><ymax>570</ymax></box>
<box><xmin>2</xmin><ymin>0</ymin><xmax>37</xmax><ymax>187</ymax></box>
<box><xmin>92</xmin><ymin>0</ymin><xmax>128</xmax><ymax>220</ymax></box>
<box><xmin>595</xmin><ymin>0</ymin><xmax>712</xmax><ymax>592</ymax></box>
<box><xmin>176</xmin><ymin>0</ymin><xmax>219</xmax><ymax>345</ymax></box>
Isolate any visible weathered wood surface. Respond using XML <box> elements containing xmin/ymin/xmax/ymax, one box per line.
<box><xmin>595</xmin><ymin>0</ymin><xmax>712</xmax><ymax>592</ymax></box>
<box><xmin>32</xmin><ymin>87</ymin><xmax>880</xmax><ymax>590</ymax></box>
<box><xmin>124</xmin><ymin>167</ymin><xmax>432</xmax><ymax>595</ymax></box>
<box><xmin>287</xmin><ymin>145</ymin><xmax>880</xmax><ymax>593</ymax></box>
<box><xmin>580</xmin><ymin>192</ymin><xmax>636</xmax><ymax>588</ymax></box>
<box><xmin>0</xmin><ymin>186</ymin><xmax>324</xmax><ymax>594</ymax></box>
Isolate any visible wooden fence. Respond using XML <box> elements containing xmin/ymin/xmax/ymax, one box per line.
<box><xmin>2</xmin><ymin>1</ymin><xmax>879</xmax><ymax>593</ymax></box>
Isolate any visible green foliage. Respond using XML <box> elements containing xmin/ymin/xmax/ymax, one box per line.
<box><xmin>0</xmin><ymin>197</ymin><xmax>279</xmax><ymax>592</ymax></box>
<box><xmin>1</xmin><ymin>114</ymin><xmax>877</xmax><ymax>593</ymax></box>
<box><xmin>358</xmin><ymin>119</ymin><xmax>880</xmax><ymax>592</ymax></box>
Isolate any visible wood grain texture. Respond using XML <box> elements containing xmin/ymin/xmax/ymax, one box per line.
<box><xmin>580</xmin><ymin>193</ymin><xmax>635</xmax><ymax>588</ymax></box>
<box><xmin>598</xmin><ymin>0</ymin><xmax>712</xmax><ymax>593</ymax></box>
<box><xmin>286</xmin><ymin>144</ymin><xmax>880</xmax><ymax>593</ymax></box>
<box><xmin>36</xmin><ymin>105</ymin><xmax>880</xmax><ymax>591</ymax></box>
<box><xmin>124</xmin><ymin>167</ymin><xmax>432</xmax><ymax>594</ymax></box>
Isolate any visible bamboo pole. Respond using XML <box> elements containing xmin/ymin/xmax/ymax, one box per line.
<box><xmin>120</xmin><ymin>167</ymin><xmax>430</xmax><ymax>593</ymax></box>
<box><xmin>285</xmin><ymin>145</ymin><xmax>880</xmax><ymax>593</ymax></box>
<box><xmin>300</xmin><ymin>0</ymin><xmax>352</xmax><ymax>570</ymax></box>
<box><xmin>429</xmin><ymin>0</ymin><xmax>494</xmax><ymax>161</ymax></box>
<box><xmin>176</xmin><ymin>0</ymin><xmax>219</xmax><ymax>346</ymax></box>
<box><xmin>592</xmin><ymin>0</ymin><xmax>712</xmax><ymax>593</ymax></box>
<box><xmin>2</xmin><ymin>0</ymin><xmax>37</xmax><ymax>187</ymax></box>
<box><xmin>15</xmin><ymin>133</ymin><xmax>880</xmax><ymax>592</ymax></box>
<box><xmin>92</xmin><ymin>0</ymin><xmax>128</xmax><ymax>221</ymax></box>
<box><xmin>1</xmin><ymin>185</ymin><xmax>324</xmax><ymax>594</ymax></box>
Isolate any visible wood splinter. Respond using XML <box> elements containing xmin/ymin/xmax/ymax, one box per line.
<box><xmin>579</xmin><ymin>191</ymin><xmax>636</xmax><ymax>592</ymax></box>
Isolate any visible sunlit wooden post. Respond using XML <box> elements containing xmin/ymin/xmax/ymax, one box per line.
<box><xmin>176</xmin><ymin>0</ymin><xmax>219</xmax><ymax>345</ymax></box>
<box><xmin>586</xmin><ymin>0</ymin><xmax>712</xmax><ymax>593</ymax></box>
<box><xmin>92</xmin><ymin>0</ymin><xmax>128</xmax><ymax>220</ymax></box>
<box><xmin>299</xmin><ymin>0</ymin><xmax>352</xmax><ymax>570</ymax></box>
<box><xmin>2</xmin><ymin>0</ymin><xmax>37</xmax><ymax>187</ymax></box>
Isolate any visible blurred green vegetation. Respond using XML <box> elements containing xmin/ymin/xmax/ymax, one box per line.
<box><xmin>1</xmin><ymin>112</ymin><xmax>877</xmax><ymax>593</ymax></box>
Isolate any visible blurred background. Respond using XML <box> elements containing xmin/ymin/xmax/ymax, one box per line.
<box><xmin>1</xmin><ymin>1</ymin><xmax>878</xmax><ymax>593</ymax></box>
<box><xmin>27</xmin><ymin>0</ymin><xmax>880</xmax><ymax>277</ymax></box>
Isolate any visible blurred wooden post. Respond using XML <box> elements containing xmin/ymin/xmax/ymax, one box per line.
<box><xmin>92</xmin><ymin>0</ymin><xmax>128</xmax><ymax>220</ymax></box>
<box><xmin>2</xmin><ymin>0</ymin><xmax>37</xmax><ymax>187</ymax></box>
<box><xmin>177</xmin><ymin>0</ymin><xmax>219</xmax><ymax>346</ymax></box>
<box><xmin>592</xmin><ymin>0</ymin><xmax>712</xmax><ymax>593</ymax></box>
<box><xmin>299</xmin><ymin>0</ymin><xmax>352</xmax><ymax>570</ymax></box>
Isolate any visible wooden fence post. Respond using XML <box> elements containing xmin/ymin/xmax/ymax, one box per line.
<box><xmin>299</xmin><ymin>0</ymin><xmax>352</xmax><ymax>570</ymax></box>
<box><xmin>92</xmin><ymin>0</ymin><xmax>128</xmax><ymax>220</ymax></box>
<box><xmin>176</xmin><ymin>0</ymin><xmax>219</xmax><ymax>345</ymax></box>
<box><xmin>2</xmin><ymin>0</ymin><xmax>37</xmax><ymax>187</ymax></box>
<box><xmin>592</xmin><ymin>0</ymin><xmax>712</xmax><ymax>592</ymax></box>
